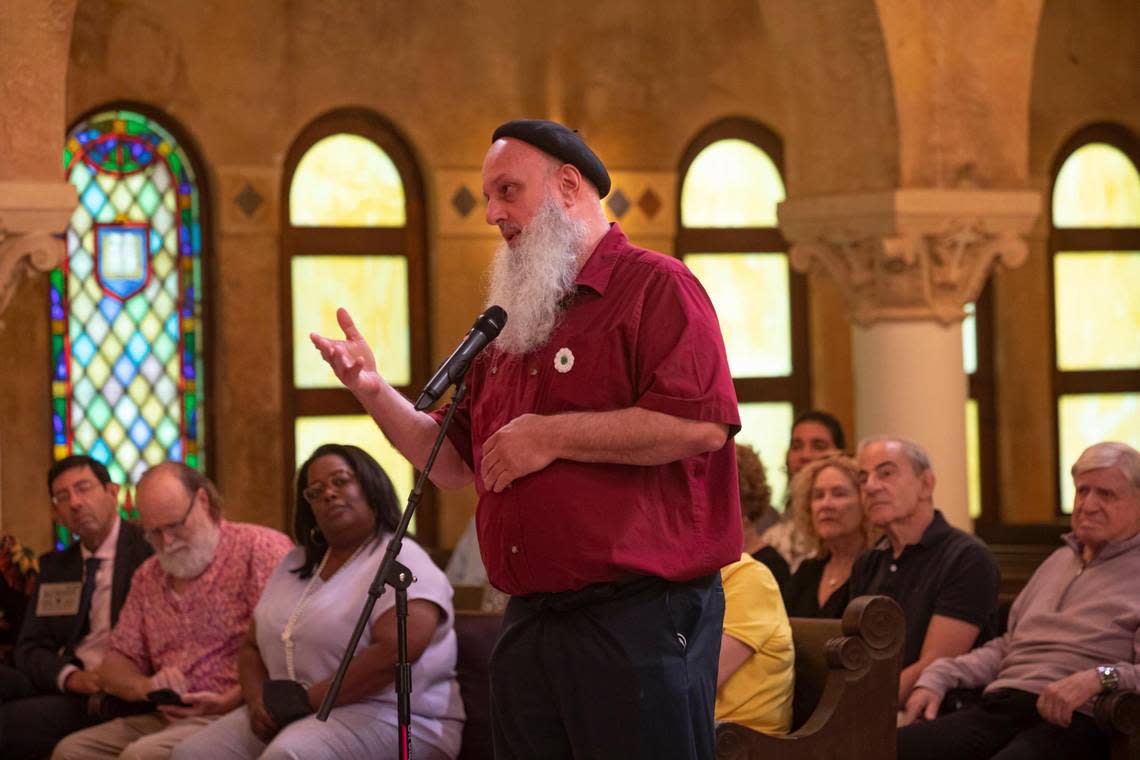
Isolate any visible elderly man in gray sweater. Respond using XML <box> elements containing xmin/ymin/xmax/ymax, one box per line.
<box><xmin>898</xmin><ymin>441</ymin><xmax>1140</xmax><ymax>760</ymax></box>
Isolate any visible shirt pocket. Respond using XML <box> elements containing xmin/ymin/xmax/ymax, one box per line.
<box><xmin>537</xmin><ymin>327</ymin><xmax>633</xmax><ymax>413</ymax></box>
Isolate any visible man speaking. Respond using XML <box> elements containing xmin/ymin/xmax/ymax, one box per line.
<box><xmin>311</xmin><ymin>119</ymin><xmax>741</xmax><ymax>760</ymax></box>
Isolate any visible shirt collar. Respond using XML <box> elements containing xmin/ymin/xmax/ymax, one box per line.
<box><xmin>1063</xmin><ymin>529</ymin><xmax>1140</xmax><ymax>563</ymax></box>
<box><xmin>916</xmin><ymin>509</ymin><xmax>953</xmax><ymax>547</ymax></box>
<box><xmin>572</xmin><ymin>223</ymin><xmax>628</xmax><ymax>297</ymax></box>
<box><xmin>870</xmin><ymin>509</ymin><xmax>952</xmax><ymax>557</ymax></box>
<box><xmin>81</xmin><ymin>515</ymin><xmax>121</xmax><ymax>562</ymax></box>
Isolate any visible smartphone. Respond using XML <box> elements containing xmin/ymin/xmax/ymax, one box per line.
<box><xmin>147</xmin><ymin>688</ymin><xmax>190</xmax><ymax>707</ymax></box>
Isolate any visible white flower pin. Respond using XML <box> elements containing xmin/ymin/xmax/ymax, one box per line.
<box><xmin>554</xmin><ymin>347</ymin><xmax>574</xmax><ymax>373</ymax></box>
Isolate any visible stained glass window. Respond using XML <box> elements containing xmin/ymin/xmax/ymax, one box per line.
<box><xmin>1051</xmin><ymin>128</ymin><xmax>1140</xmax><ymax>514</ymax></box>
<box><xmin>284</xmin><ymin>112</ymin><xmax>431</xmax><ymax>540</ymax></box>
<box><xmin>677</xmin><ymin>121</ymin><xmax>807</xmax><ymax>506</ymax></box>
<box><xmin>54</xmin><ymin>108</ymin><xmax>206</xmax><ymax>547</ymax></box>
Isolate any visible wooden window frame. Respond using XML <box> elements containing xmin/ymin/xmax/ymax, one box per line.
<box><xmin>280</xmin><ymin>108</ymin><xmax>433</xmax><ymax>543</ymax></box>
<box><xmin>1047</xmin><ymin>122</ymin><xmax>1140</xmax><ymax>516</ymax></box>
<box><xmin>675</xmin><ymin>117</ymin><xmax>811</xmax><ymax>415</ymax></box>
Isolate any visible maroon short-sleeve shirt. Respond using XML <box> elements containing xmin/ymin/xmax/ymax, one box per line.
<box><xmin>431</xmin><ymin>224</ymin><xmax>742</xmax><ymax>594</ymax></box>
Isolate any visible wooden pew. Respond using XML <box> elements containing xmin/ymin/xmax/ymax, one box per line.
<box><xmin>716</xmin><ymin>595</ymin><xmax>905</xmax><ymax>760</ymax></box>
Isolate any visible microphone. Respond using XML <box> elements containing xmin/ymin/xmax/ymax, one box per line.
<box><xmin>414</xmin><ymin>306</ymin><xmax>507</xmax><ymax>411</ymax></box>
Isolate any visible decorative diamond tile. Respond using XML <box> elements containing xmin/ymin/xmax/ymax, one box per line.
<box><xmin>451</xmin><ymin>185</ymin><xmax>477</xmax><ymax>218</ymax></box>
<box><xmin>234</xmin><ymin>182</ymin><xmax>264</xmax><ymax>218</ymax></box>
<box><xmin>102</xmin><ymin>376</ymin><xmax>125</xmax><ymax>407</ymax></box>
<box><xmin>72</xmin><ymin>334</ymin><xmax>97</xmax><ymax>368</ymax></box>
<box><xmin>126</xmin><ymin>332</ymin><xmax>150</xmax><ymax>364</ymax></box>
<box><xmin>113</xmin><ymin>396</ymin><xmax>139</xmax><ymax>430</ymax></box>
<box><xmin>112</xmin><ymin>354</ymin><xmax>137</xmax><ymax>387</ymax></box>
<box><xmin>129</xmin><ymin>417</ymin><xmax>152</xmax><ymax>448</ymax></box>
<box><xmin>74</xmin><ymin>419</ymin><xmax>97</xmax><ymax>450</ymax></box>
<box><xmin>140</xmin><ymin>353</ymin><xmax>163</xmax><ymax>385</ymax></box>
<box><xmin>90</xmin><ymin>439</ymin><xmax>114</xmax><ymax>466</ymax></box>
<box><xmin>85</xmin><ymin>310</ymin><xmax>110</xmax><ymax>344</ymax></box>
<box><xmin>141</xmin><ymin>397</ymin><xmax>164</xmax><ymax>427</ymax></box>
<box><xmin>638</xmin><ymin>188</ymin><xmax>662</xmax><ymax>219</ymax></box>
<box><xmin>73</xmin><ymin>377</ymin><xmax>97</xmax><ymax>408</ymax></box>
<box><xmin>607</xmin><ymin>189</ymin><xmax>630</xmax><ymax>218</ymax></box>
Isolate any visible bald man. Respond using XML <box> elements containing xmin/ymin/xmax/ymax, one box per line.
<box><xmin>313</xmin><ymin>119</ymin><xmax>742</xmax><ymax>760</ymax></box>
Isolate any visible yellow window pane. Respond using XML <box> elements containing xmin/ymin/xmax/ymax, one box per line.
<box><xmin>681</xmin><ymin>139</ymin><xmax>785</xmax><ymax>227</ymax></box>
<box><xmin>962</xmin><ymin>301</ymin><xmax>977</xmax><ymax>376</ymax></box>
<box><xmin>1054</xmin><ymin>252</ymin><xmax>1140</xmax><ymax>370</ymax></box>
<box><xmin>965</xmin><ymin>399</ymin><xmax>981</xmax><ymax>520</ymax></box>
<box><xmin>290</xmin><ymin>134</ymin><xmax>406</xmax><ymax>227</ymax></box>
<box><xmin>1053</xmin><ymin>143</ymin><xmax>1140</xmax><ymax>228</ymax></box>
<box><xmin>736</xmin><ymin>402</ymin><xmax>795</xmax><ymax>510</ymax></box>
<box><xmin>295</xmin><ymin>415</ymin><xmax>415</xmax><ymax>530</ymax></box>
<box><xmin>293</xmin><ymin>255</ymin><xmax>410</xmax><ymax>387</ymax></box>
<box><xmin>1057</xmin><ymin>394</ymin><xmax>1140</xmax><ymax>513</ymax></box>
<box><xmin>684</xmin><ymin>253</ymin><xmax>792</xmax><ymax>377</ymax></box>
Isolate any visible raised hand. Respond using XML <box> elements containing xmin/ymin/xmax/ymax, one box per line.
<box><xmin>310</xmin><ymin>308</ymin><xmax>384</xmax><ymax>397</ymax></box>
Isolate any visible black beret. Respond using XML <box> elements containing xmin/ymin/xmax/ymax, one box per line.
<box><xmin>492</xmin><ymin>119</ymin><xmax>611</xmax><ymax>198</ymax></box>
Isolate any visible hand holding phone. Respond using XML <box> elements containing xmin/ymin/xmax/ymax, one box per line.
<box><xmin>147</xmin><ymin>688</ymin><xmax>190</xmax><ymax>707</ymax></box>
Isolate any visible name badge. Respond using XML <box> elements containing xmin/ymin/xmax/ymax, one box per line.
<box><xmin>36</xmin><ymin>582</ymin><xmax>83</xmax><ymax>616</ymax></box>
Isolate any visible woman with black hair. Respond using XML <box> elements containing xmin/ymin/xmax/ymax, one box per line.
<box><xmin>173</xmin><ymin>444</ymin><xmax>463</xmax><ymax>760</ymax></box>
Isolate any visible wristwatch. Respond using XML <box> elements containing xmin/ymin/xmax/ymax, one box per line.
<box><xmin>1096</xmin><ymin>665</ymin><xmax>1120</xmax><ymax>693</ymax></box>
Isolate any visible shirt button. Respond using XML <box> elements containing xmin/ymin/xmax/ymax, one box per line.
<box><xmin>529</xmin><ymin>368</ymin><xmax>537</xmax><ymax>376</ymax></box>
<box><xmin>889</xmin><ymin>564</ymin><xmax>898</xmax><ymax>572</ymax></box>
<box><xmin>490</xmin><ymin>366</ymin><xmax>497</xmax><ymax>375</ymax></box>
<box><xmin>511</xmin><ymin>545</ymin><xmax>519</xmax><ymax>554</ymax></box>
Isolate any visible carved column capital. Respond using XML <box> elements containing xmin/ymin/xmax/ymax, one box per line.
<box><xmin>780</xmin><ymin>189</ymin><xmax>1041</xmax><ymax>325</ymax></box>
<box><xmin>0</xmin><ymin>181</ymin><xmax>77</xmax><ymax>326</ymax></box>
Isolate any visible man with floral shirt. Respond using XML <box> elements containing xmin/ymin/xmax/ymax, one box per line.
<box><xmin>52</xmin><ymin>462</ymin><xmax>292</xmax><ymax>760</ymax></box>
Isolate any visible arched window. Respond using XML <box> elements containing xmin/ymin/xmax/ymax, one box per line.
<box><xmin>54</xmin><ymin>107</ymin><xmax>209</xmax><ymax>547</ymax></box>
<box><xmin>282</xmin><ymin>110</ymin><xmax>430</xmax><ymax>538</ymax></box>
<box><xmin>677</xmin><ymin>119</ymin><xmax>809</xmax><ymax>502</ymax></box>
<box><xmin>1050</xmin><ymin>125</ymin><xmax>1140</xmax><ymax>512</ymax></box>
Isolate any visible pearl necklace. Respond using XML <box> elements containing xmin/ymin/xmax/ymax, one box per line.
<box><xmin>280</xmin><ymin>542</ymin><xmax>367</xmax><ymax>681</ymax></box>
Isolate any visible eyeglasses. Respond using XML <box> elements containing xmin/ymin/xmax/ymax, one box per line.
<box><xmin>51</xmin><ymin>479</ymin><xmax>101</xmax><ymax>507</ymax></box>
<box><xmin>302</xmin><ymin>471</ymin><xmax>356</xmax><ymax>504</ymax></box>
<box><xmin>143</xmin><ymin>489</ymin><xmax>199</xmax><ymax>543</ymax></box>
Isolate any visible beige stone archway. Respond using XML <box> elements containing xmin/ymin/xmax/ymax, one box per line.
<box><xmin>765</xmin><ymin>0</ymin><xmax>1046</xmax><ymax>530</ymax></box>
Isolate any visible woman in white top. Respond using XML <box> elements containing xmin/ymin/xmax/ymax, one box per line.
<box><xmin>172</xmin><ymin>444</ymin><xmax>463</xmax><ymax>760</ymax></box>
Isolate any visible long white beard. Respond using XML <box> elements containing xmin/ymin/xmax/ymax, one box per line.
<box><xmin>157</xmin><ymin>520</ymin><xmax>221</xmax><ymax>579</ymax></box>
<box><xmin>485</xmin><ymin>197</ymin><xmax>590</xmax><ymax>355</ymax></box>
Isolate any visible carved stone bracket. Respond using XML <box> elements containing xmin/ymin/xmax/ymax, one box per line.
<box><xmin>780</xmin><ymin>189</ymin><xmax>1041</xmax><ymax>325</ymax></box>
<box><xmin>0</xmin><ymin>181</ymin><xmax>78</xmax><ymax>326</ymax></box>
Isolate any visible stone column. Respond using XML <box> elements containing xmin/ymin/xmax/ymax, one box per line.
<box><xmin>780</xmin><ymin>189</ymin><xmax>1039</xmax><ymax>531</ymax></box>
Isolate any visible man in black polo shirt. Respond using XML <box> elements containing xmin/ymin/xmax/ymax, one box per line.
<box><xmin>849</xmin><ymin>436</ymin><xmax>999</xmax><ymax>705</ymax></box>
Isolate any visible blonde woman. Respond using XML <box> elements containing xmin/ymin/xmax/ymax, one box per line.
<box><xmin>782</xmin><ymin>456</ymin><xmax>875</xmax><ymax>618</ymax></box>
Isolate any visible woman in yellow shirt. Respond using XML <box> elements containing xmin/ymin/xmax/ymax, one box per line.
<box><xmin>714</xmin><ymin>445</ymin><xmax>795</xmax><ymax>735</ymax></box>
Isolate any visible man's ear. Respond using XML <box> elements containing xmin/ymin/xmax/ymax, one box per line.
<box><xmin>107</xmin><ymin>482</ymin><xmax>120</xmax><ymax>500</ymax></box>
<box><xmin>919</xmin><ymin>469</ymin><xmax>935</xmax><ymax>501</ymax></box>
<box><xmin>556</xmin><ymin>163</ymin><xmax>582</xmax><ymax>203</ymax></box>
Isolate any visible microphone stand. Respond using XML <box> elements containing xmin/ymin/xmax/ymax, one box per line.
<box><xmin>317</xmin><ymin>379</ymin><xmax>468</xmax><ymax>760</ymax></box>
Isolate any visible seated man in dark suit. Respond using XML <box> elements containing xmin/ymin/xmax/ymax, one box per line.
<box><xmin>0</xmin><ymin>455</ymin><xmax>152</xmax><ymax>760</ymax></box>
<box><xmin>849</xmin><ymin>436</ymin><xmax>1000</xmax><ymax>705</ymax></box>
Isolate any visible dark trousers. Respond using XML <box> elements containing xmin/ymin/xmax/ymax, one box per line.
<box><xmin>0</xmin><ymin>691</ymin><xmax>104</xmax><ymax>760</ymax></box>
<box><xmin>898</xmin><ymin>688</ymin><xmax>1110</xmax><ymax>760</ymax></box>
<box><xmin>490</xmin><ymin>573</ymin><xmax>724</xmax><ymax>760</ymax></box>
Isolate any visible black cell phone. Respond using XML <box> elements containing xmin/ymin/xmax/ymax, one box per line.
<box><xmin>147</xmin><ymin>688</ymin><xmax>190</xmax><ymax>707</ymax></box>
